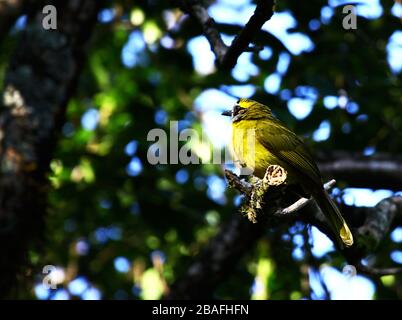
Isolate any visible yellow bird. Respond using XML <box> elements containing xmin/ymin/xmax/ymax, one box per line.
<box><xmin>222</xmin><ymin>98</ymin><xmax>353</xmax><ymax>247</ymax></box>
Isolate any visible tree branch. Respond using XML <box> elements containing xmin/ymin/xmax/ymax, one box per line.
<box><xmin>219</xmin><ymin>152</ymin><xmax>402</xmax><ymax>194</ymax></box>
<box><xmin>356</xmin><ymin>264</ymin><xmax>402</xmax><ymax>276</ymax></box>
<box><xmin>317</xmin><ymin>151</ymin><xmax>402</xmax><ymax>190</ymax></box>
<box><xmin>221</xmin><ymin>0</ymin><xmax>275</xmax><ymax>69</ymax></box>
<box><xmin>180</xmin><ymin>0</ymin><xmax>275</xmax><ymax>70</ymax></box>
<box><xmin>355</xmin><ymin>197</ymin><xmax>402</xmax><ymax>251</ymax></box>
<box><xmin>225</xmin><ymin>168</ymin><xmax>336</xmax><ymax>218</ymax></box>
<box><xmin>180</xmin><ymin>0</ymin><xmax>228</xmax><ymax>62</ymax></box>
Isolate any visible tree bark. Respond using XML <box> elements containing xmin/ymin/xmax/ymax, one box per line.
<box><xmin>317</xmin><ymin>151</ymin><xmax>402</xmax><ymax>190</ymax></box>
<box><xmin>0</xmin><ymin>0</ymin><xmax>102</xmax><ymax>297</ymax></box>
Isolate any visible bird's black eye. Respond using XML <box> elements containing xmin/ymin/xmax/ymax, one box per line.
<box><xmin>233</xmin><ymin>104</ymin><xmax>242</xmax><ymax>116</ymax></box>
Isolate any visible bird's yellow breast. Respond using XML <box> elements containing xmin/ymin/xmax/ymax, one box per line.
<box><xmin>231</xmin><ymin>120</ymin><xmax>278</xmax><ymax>178</ymax></box>
<box><xmin>231</xmin><ymin>120</ymin><xmax>298</xmax><ymax>183</ymax></box>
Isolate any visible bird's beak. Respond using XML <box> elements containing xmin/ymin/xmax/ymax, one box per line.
<box><xmin>221</xmin><ymin>110</ymin><xmax>232</xmax><ymax>117</ymax></box>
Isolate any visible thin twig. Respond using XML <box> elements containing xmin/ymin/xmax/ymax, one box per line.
<box><xmin>277</xmin><ymin>180</ymin><xmax>336</xmax><ymax>215</ymax></box>
<box><xmin>356</xmin><ymin>263</ymin><xmax>402</xmax><ymax>276</ymax></box>
<box><xmin>243</xmin><ymin>45</ymin><xmax>264</xmax><ymax>53</ymax></box>
<box><xmin>224</xmin><ymin>169</ymin><xmax>252</xmax><ymax>196</ymax></box>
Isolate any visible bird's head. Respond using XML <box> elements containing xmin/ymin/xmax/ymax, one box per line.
<box><xmin>222</xmin><ymin>98</ymin><xmax>272</xmax><ymax>122</ymax></box>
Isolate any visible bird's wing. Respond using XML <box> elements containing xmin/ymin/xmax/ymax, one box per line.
<box><xmin>256</xmin><ymin>120</ymin><xmax>323</xmax><ymax>185</ymax></box>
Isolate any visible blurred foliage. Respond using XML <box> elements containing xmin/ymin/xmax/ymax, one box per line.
<box><xmin>1</xmin><ymin>0</ymin><xmax>402</xmax><ymax>299</ymax></box>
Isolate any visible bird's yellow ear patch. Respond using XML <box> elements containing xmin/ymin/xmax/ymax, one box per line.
<box><xmin>237</xmin><ymin>98</ymin><xmax>256</xmax><ymax>109</ymax></box>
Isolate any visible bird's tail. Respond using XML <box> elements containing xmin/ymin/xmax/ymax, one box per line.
<box><xmin>314</xmin><ymin>190</ymin><xmax>354</xmax><ymax>248</ymax></box>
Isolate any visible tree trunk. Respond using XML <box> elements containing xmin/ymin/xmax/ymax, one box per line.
<box><xmin>0</xmin><ymin>0</ymin><xmax>102</xmax><ymax>298</ymax></box>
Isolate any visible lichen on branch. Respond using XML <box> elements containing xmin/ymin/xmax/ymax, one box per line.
<box><xmin>244</xmin><ymin>165</ymin><xmax>287</xmax><ymax>223</ymax></box>
<box><xmin>225</xmin><ymin>165</ymin><xmax>288</xmax><ymax>223</ymax></box>
<box><xmin>225</xmin><ymin>165</ymin><xmax>338</xmax><ymax>224</ymax></box>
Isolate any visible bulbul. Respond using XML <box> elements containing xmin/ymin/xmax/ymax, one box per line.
<box><xmin>222</xmin><ymin>98</ymin><xmax>353</xmax><ymax>247</ymax></box>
